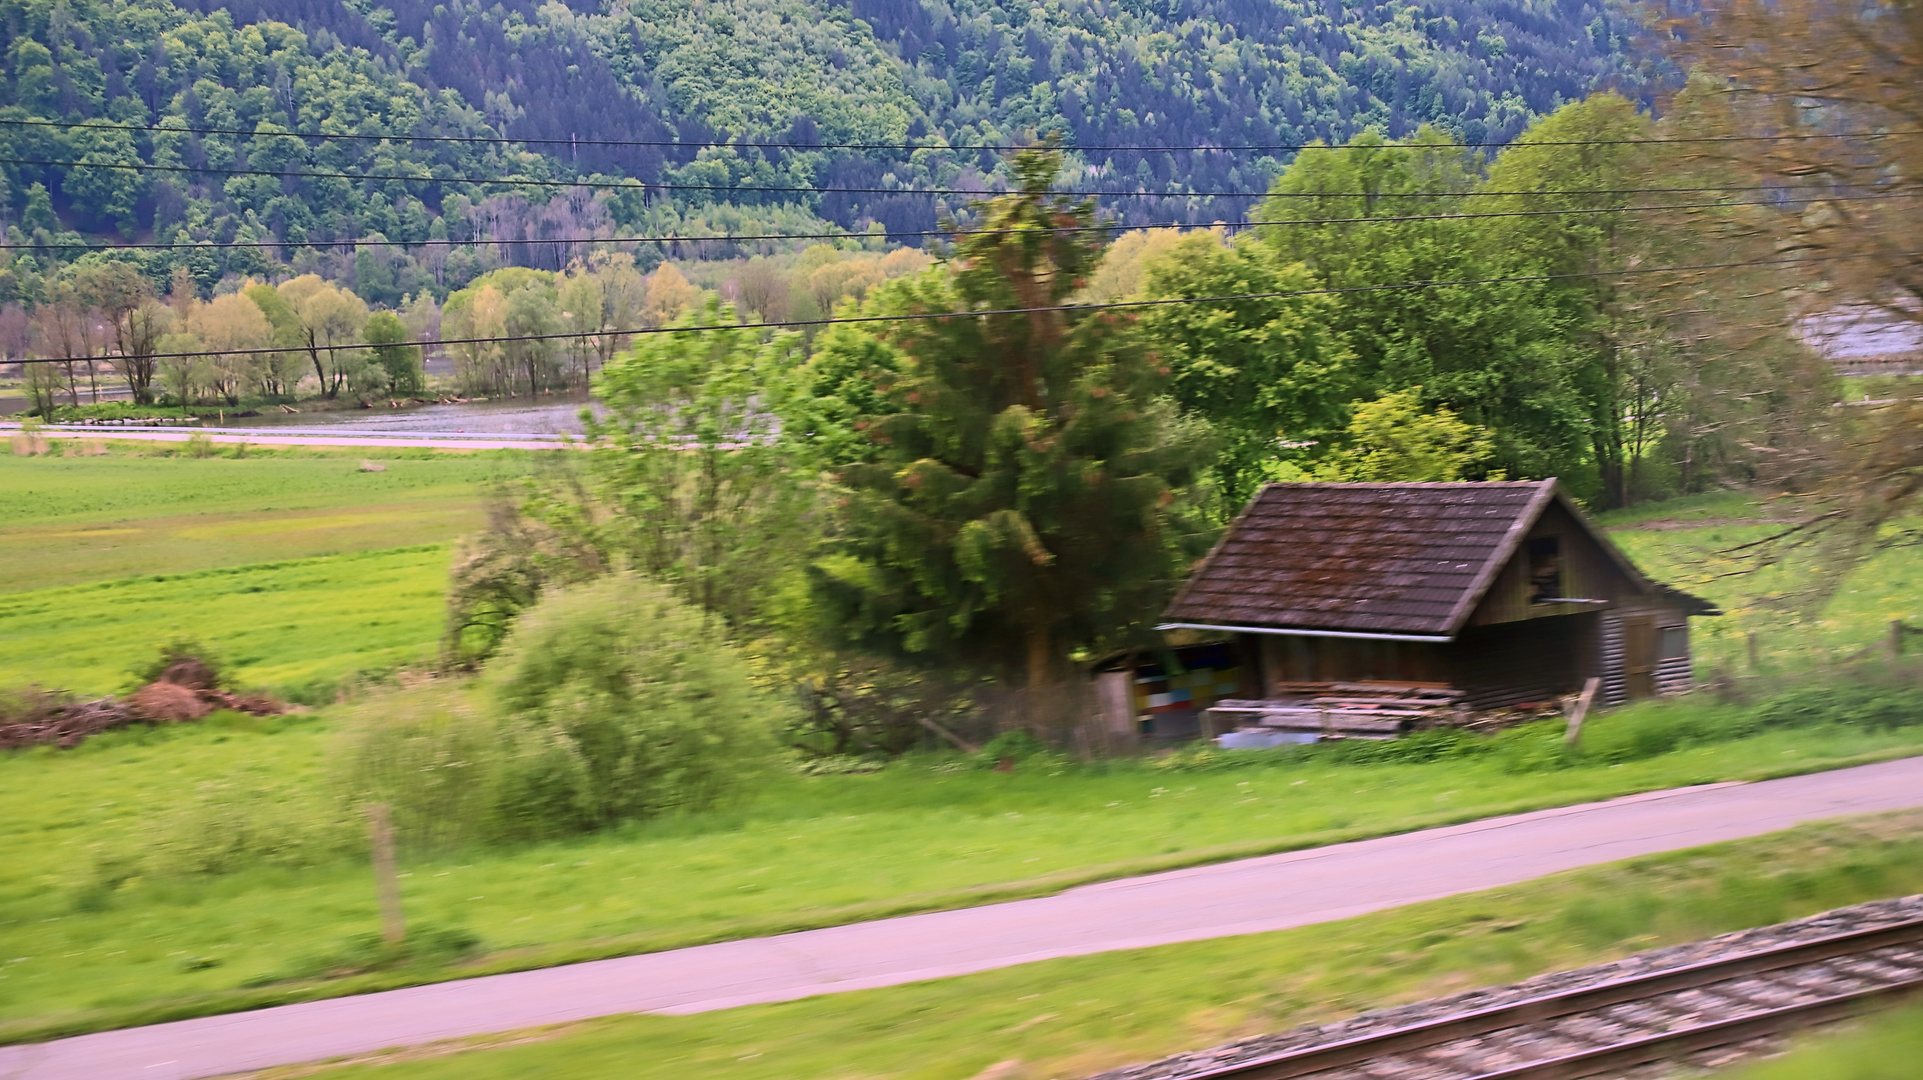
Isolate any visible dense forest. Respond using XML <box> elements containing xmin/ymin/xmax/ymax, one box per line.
<box><xmin>0</xmin><ymin>0</ymin><xmax>1657</xmax><ymax>301</ymax></box>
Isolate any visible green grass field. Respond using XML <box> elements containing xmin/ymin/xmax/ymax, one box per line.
<box><xmin>0</xmin><ymin>547</ymin><xmax>454</xmax><ymax>698</ymax></box>
<box><xmin>0</xmin><ymin>449</ymin><xmax>509</xmax><ymax>591</ymax></box>
<box><xmin>1598</xmin><ymin>491</ymin><xmax>1923</xmax><ymax>674</ymax></box>
<box><xmin>1</xmin><ymin>461</ymin><xmax>1920</xmax><ymax>1056</ymax></box>
<box><xmin>3</xmin><ymin>698</ymin><xmax>1920</xmax><ymax>1044</ymax></box>
<box><xmin>238</xmin><ymin>810</ymin><xmax>1923</xmax><ymax>1080</ymax></box>
<box><xmin>0</xmin><ymin>447</ymin><xmax>526</xmax><ymax>696</ymax></box>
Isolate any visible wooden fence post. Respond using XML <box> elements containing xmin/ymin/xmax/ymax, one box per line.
<box><xmin>1746</xmin><ymin>632</ymin><xmax>1761</xmax><ymax>670</ymax></box>
<box><xmin>1894</xmin><ymin>620</ymin><xmax>1909</xmax><ymax>660</ymax></box>
<box><xmin>1565</xmin><ymin>677</ymin><xmax>1601</xmax><ymax>749</ymax></box>
<box><xmin>365</xmin><ymin>803</ymin><xmax>405</xmax><ymax>945</ymax></box>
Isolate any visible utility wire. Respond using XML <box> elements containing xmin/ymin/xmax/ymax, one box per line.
<box><xmin>0</xmin><ymin>155</ymin><xmax>1892</xmax><ymax>200</ymax></box>
<box><xmin>4</xmin><ymin>115</ymin><xmax>1917</xmax><ymax>153</ymax></box>
<box><xmin>4</xmin><ymin>193</ymin><xmax>1911</xmax><ymax>253</ymax></box>
<box><xmin>8</xmin><ymin>250</ymin><xmax>1896</xmax><ymax>366</ymax></box>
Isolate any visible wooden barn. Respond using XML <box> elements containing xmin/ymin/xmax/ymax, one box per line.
<box><xmin>1155</xmin><ymin>480</ymin><xmax>1718</xmax><ymax>724</ymax></box>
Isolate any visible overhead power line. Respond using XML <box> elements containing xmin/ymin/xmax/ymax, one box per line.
<box><xmin>3</xmin><ymin>115</ymin><xmax>1917</xmax><ymax>154</ymax></box>
<box><xmin>0</xmin><ymin>155</ymin><xmax>1890</xmax><ymax>200</ymax></box>
<box><xmin>8</xmin><ymin>250</ymin><xmax>1896</xmax><ymax>367</ymax></box>
<box><xmin>4</xmin><ymin>193</ymin><xmax>1911</xmax><ymax>254</ymax></box>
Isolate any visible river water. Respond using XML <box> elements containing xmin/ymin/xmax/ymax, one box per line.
<box><xmin>4</xmin><ymin>395</ymin><xmax>599</xmax><ymax>441</ymax></box>
<box><xmin>220</xmin><ymin>397</ymin><xmax>596</xmax><ymax>438</ymax></box>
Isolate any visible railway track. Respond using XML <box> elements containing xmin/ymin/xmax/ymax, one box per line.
<box><xmin>1095</xmin><ymin>896</ymin><xmax>1923</xmax><ymax>1080</ymax></box>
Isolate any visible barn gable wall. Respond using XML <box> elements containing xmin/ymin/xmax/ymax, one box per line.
<box><xmin>1467</xmin><ymin>501</ymin><xmax>1644</xmax><ymax>626</ymax></box>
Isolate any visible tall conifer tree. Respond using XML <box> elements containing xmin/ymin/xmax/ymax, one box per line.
<box><xmin>805</xmin><ymin>150</ymin><xmax>1213</xmax><ymax>689</ymax></box>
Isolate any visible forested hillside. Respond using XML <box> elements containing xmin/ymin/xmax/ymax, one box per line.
<box><xmin>0</xmin><ymin>0</ymin><xmax>1655</xmax><ymax>299</ymax></box>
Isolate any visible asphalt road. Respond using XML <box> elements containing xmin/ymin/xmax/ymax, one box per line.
<box><xmin>7</xmin><ymin>756</ymin><xmax>1923</xmax><ymax>1080</ymax></box>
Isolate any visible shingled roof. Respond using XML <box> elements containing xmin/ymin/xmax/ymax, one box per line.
<box><xmin>1162</xmin><ymin>480</ymin><xmax>1630</xmax><ymax>639</ymax></box>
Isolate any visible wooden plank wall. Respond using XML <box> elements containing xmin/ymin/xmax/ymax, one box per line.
<box><xmin>1444</xmin><ymin>613</ymin><xmax>1595</xmax><ymax>709</ymax></box>
<box><xmin>1469</xmin><ymin>501</ymin><xmax>1637</xmax><ymax>627</ymax></box>
<box><xmin>1256</xmin><ymin>634</ymin><xmax>1445</xmax><ymax>690</ymax></box>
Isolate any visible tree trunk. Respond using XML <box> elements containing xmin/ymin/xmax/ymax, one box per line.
<box><xmin>306</xmin><ymin>330</ymin><xmax>329</xmax><ymax>399</ymax></box>
<box><xmin>1026</xmin><ymin>620</ymin><xmax>1051</xmax><ymax>691</ymax></box>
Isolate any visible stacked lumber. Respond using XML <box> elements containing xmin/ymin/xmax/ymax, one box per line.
<box><xmin>1207</xmin><ymin>682</ymin><xmax>1466</xmax><ymax>741</ymax></box>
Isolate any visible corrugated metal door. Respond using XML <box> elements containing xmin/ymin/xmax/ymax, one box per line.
<box><xmin>1622</xmin><ymin>616</ymin><xmax>1658</xmax><ymax>700</ymax></box>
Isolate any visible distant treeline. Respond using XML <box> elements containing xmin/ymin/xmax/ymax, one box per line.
<box><xmin>0</xmin><ymin>0</ymin><xmax>1657</xmax><ymax>303</ymax></box>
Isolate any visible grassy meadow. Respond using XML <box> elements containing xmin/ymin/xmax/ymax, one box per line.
<box><xmin>1</xmin><ymin>456</ymin><xmax>1921</xmax><ymax>1054</ymax></box>
<box><xmin>0</xmin><ymin>448</ymin><xmax>508</xmax><ymax>590</ymax></box>
<box><xmin>238</xmin><ymin>811</ymin><xmax>1923</xmax><ymax>1080</ymax></box>
<box><xmin>0</xmin><ymin>446</ymin><xmax>521</xmax><ymax>696</ymax></box>
<box><xmin>1598</xmin><ymin>491</ymin><xmax>1923</xmax><ymax>674</ymax></box>
<box><xmin>0</xmin><ymin>547</ymin><xmax>454</xmax><ymax>698</ymax></box>
<box><xmin>3</xmin><ymin>694</ymin><xmax>1922</xmax><ymax>1043</ymax></box>
<box><xmin>1725</xmin><ymin>1002</ymin><xmax>1923</xmax><ymax>1080</ymax></box>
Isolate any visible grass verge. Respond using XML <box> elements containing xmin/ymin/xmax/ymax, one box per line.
<box><xmin>1724</xmin><ymin>1002</ymin><xmax>1923</xmax><ymax>1080</ymax></box>
<box><xmin>225</xmin><ymin>809</ymin><xmax>1923</xmax><ymax>1080</ymax></box>
<box><xmin>3</xmin><ymin>700</ymin><xmax>1920</xmax><ymax>1045</ymax></box>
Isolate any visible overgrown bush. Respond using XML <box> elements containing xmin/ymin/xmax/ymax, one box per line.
<box><xmin>345</xmin><ymin>574</ymin><xmax>787</xmax><ymax>851</ymax></box>
<box><xmin>975</xmin><ymin>729</ymin><xmax>1052</xmax><ymax>768</ymax></box>
<box><xmin>140</xmin><ymin>779</ymin><xmax>356</xmax><ymax>877</ymax></box>
<box><xmin>1751</xmin><ymin>682</ymin><xmax>1923</xmax><ymax>733</ymax></box>
<box><xmin>486</xmin><ymin>574</ymin><xmax>785</xmax><ymax>835</ymax></box>
<box><xmin>333</xmin><ymin>686</ymin><xmax>502</xmax><ymax>854</ymax></box>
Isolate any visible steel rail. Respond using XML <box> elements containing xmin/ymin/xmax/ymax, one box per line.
<box><xmin>1169</xmin><ymin>915</ymin><xmax>1923</xmax><ymax>1080</ymax></box>
<box><xmin>1459</xmin><ymin>976</ymin><xmax>1923</xmax><ymax>1080</ymax></box>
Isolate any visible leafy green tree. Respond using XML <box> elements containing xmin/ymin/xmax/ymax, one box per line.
<box><xmin>503</xmin><ymin>287</ymin><xmax>563</xmax><ymax>394</ymax></box>
<box><xmin>63</xmin><ymin>122</ymin><xmax>146</xmax><ymax>237</ymax></box>
<box><xmin>1473</xmin><ymin>94</ymin><xmax>1672</xmax><ymax>507</ymax></box>
<box><xmin>1317</xmin><ymin>388</ymin><xmax>1501</xmax><ymax>481</ymax></box>
<box><xmin>1135</xmin><ymin>231</ymin><xmax>1353</xmax><ymax>503</ymax></box>
<box><xmin>363</xmin><ymin>310</ymin><xmax>422</xmax><ymax>397</ymax></box>
<box><xmin>277</xmin><ymin>274</ymin><xmax>369</xmax><ymax>399</ymax></box>
<box><xmin>584</xmin><ymin>298</ymin><xmax>809</xmax><ymax>629</ymax></box>
<box><xmin>242</xmin><ymin>282</ymin><xmax>307</xmax><ymax>398</ymax></box>
<box><xmin>74</xmin><ymin>260</ymin><xmax>165</xmax><ymax>404</ymax></box>
<box><xmin>805</xmin><ymin>150</ymin><xmax>1214</xmax><ymax>689</ymax></box>
<box><xmin>20</xmin><ymin>182</ymin><xmax>55</xmax><ymax>235</ymax></box>
<box><xmin>1255</xmin><ymin>128</ymin><xmax>1588</xmax><ymax>483</ymax></box>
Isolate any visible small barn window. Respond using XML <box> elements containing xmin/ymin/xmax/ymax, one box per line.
<box><xmin>1660</xmin><ymin>626</ymin><xmax>1688</xmax><ymax>659</ymax></box>
<box><xmin>1528</xmin><ymin>537</ymin><xmax>1562</xmax><ymax>603</ymax></box>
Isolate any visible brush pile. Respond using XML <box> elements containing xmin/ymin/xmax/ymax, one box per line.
<box><xmin>0</xmin><ymin>653</ymin><xmax>281</xmax><ymax>750</ymax></box>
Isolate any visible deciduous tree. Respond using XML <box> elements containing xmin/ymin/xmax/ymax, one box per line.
<box><xmin>584</xmin><ymin>298</ymin><xmax>808</xmax><ymax>628</ymax></box>
<box><xmin>363</xmin><ymin>310</ymin><xmax>421</xmax><ymax>397</ymax></box>
<box><xmin>1657</xmin><ymin>0</ymin><xmax>1923</xmax><ymax>597</ymax></box>
<box><xmin>1135</xmin><ymin>230</ymin><xmax>1353</xmax><ymax>503</ymax></box>
<box><xmin>278</xmin><ymin>275</ymin><xmax>369</xmax><ymax>400</ymax></box>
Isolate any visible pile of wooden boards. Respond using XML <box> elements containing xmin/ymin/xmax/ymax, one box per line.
<box><xmin>1206</xmin><ymin>681</ymin><xmax>1466</xmax><ymax>741</ymax></box>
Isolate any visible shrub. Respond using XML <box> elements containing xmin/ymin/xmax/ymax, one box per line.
<box><xmin>1752</xmin><ymin>682</ymin><xmax>1923</xmax><ymax>733</ymax></box>
<box><xmin>975</xmin><ymin>729</ymin><xmax>1051</xmax><ymax>768</ymax></box>
<box><xmin>137</xmin><ymin>777</ymin><xmax>356</xmax><ymax>878</ymax></box>
<box><xmin>484</xmin><ymin>574</ymin><xmax>785</xmax><ymax>836</ymax></box>
<box><xmin>342</xmin><ymin>575</ymin><xmax>787</xmax><ymax>851</ymax></box>
<box><xmin>333</xmin><ymin>686</ymin><xmax>503</xmax><ymax>854</ymax></box>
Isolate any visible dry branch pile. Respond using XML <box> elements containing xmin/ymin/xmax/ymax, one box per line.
<box><xmin>0</xmin><ymin>658</ymin><xmax>282</xmax><ymax>750</ymax></box>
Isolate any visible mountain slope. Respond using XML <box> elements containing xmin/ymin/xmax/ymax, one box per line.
<box><xmin>0</xmin><ymin>0</ymin><xmax>1658</xmax><ymax>299</ymax></box>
